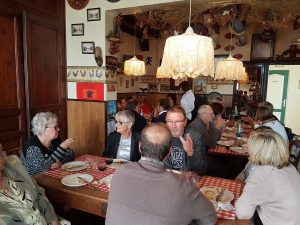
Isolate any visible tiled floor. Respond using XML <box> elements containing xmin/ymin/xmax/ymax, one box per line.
<box><xmin>54</xmin><ymin>204</ymin><xmax>106</xmax><ymax>225</ymax></box>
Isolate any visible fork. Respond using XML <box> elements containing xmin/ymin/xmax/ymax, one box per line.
<box><xmin>216</xmin><ymin>187</ymin><xmax>226</xmax><ymax>202</ymax></box>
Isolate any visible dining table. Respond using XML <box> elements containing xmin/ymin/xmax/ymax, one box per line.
<box><xmin>34</xmin><ymin>154</ymin><xmax>251</xmax><ymax>225</ymax></box>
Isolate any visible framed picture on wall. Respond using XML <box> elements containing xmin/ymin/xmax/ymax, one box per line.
<box><xmin>71</xmin><ymin>23</ymin><xmax>84</xmax><ymax>36</ymax></box>
<box><xmin>87</xmin><ymin>8</ymin><xmax>101</xmax><ymax>21</ymax></box>
<box><xmin>251</xmin><ymin>34</ymin><xmax>275</xmax><ymax>60</ymax></box>
<box><xmin>81</xmin><ymin>42</ymin><xmax>95</xmax><ymax>54</ymax></box>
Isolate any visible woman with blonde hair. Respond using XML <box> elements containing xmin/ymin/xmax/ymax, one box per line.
<box><xmin>236</xmin><ymin>130</ymin><xmax>300</xmax><ymax>225</ymax></box>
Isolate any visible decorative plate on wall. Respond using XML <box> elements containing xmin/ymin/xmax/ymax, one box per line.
<box><xmin>67</xmin><ymin>0</ymin><xmax>89</xmax><ymax>10</ymax></box>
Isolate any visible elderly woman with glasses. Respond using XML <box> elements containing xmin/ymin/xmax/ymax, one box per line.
<box><xmin>21</xmin><ymin>112</ymin><xmax>75</xmax><ymax>176</ymax></box>
<box><xmin>236</xmin><ymin>129</ymin><xmax>300</xmax><ymax>225</ymax></box>
<box><xmin>103</xmin><ymin>110</ymin><xmax>141</xmax><ymax>162</ymax></box>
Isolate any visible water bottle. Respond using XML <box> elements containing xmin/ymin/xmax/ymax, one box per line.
<box><xmin>236</xmin><ymin>119</ymin><xmax>243</xmax><ymax>143</ymax></box>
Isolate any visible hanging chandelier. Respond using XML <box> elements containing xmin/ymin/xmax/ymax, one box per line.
<box><xmin>215</xmin><ymin>20</ymin><xmax>244</xmax><ymax>81</ymax></box>
<box><xmin>124</xmin><ymin>17</ymin><xmax>146</xmax><ymax>76</ymax></box>
<box><xmin>160</xmin><ymin>0</ymin><xmax>214</xmax><ymax>79</ymax></box>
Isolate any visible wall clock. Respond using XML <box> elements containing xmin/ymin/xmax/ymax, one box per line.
<box><xmin>67</xmin><ymin>0</ymin><xmax>89</xmax><ymax>10</ymax></box>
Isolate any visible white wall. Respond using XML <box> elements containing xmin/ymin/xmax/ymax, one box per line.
<box><xmin>268</xmin><ymin>65</ymin><xmax>300</xmax><ymax>135</ymax></box>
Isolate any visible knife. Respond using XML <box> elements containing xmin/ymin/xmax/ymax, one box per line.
<box><xmin>216</xmin><ymin>187</ymin><xmax>226</xmax><ymax>202</ymax></box>
<box><xmin>77</xmin><ymin>176</ymin><xmax>89</xmax><ymax>185</ymax></box>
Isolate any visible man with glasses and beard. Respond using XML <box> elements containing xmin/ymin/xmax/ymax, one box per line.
<box><xmin>164</xmin><ymin>106</ymin><xmax>207</xmax><ymax>175</ymax></box>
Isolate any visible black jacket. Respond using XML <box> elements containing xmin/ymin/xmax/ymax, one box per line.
<box><xmin>131</xmin><ymin>111</ymin><xmax>147</xmax><ymax>133</ymax></box>
<box><xmin>103</xmin><ymin>131</ymin><xmax>141</xmax><ymax>162</ymax></box>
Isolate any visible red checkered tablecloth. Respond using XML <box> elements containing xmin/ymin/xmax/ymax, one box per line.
<box><xmin>196</xmin><ymin>176</ymin><xmax>242</xmax><ymax>220</ymax></box>
<box><xmin>209</xmin><ymin>145</ymin><xmax>249</xmax><ymax>157</ymax></box>
<box><xmin>43</xmin><ymin>155</ymin><xmax>114</xmax><ymax>192</ymax></box>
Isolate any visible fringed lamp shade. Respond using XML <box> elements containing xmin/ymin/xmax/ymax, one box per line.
<box><xmin>160</xmin><ymin>27</ymin><xmax>214</xmax><ymax>79</ymax></box>
<box><xmin>156</xmin><ymin>66</ymin><xmax>171</xmax><ymax>78</ymax></box>
<box><xmin>239</xmin><ymin>68</ymin><xmax>249</xmax><ymax>83</ymax></box>
<box><xmin>215</xmin><ymin>55</ymin><xmax>244</xmax><ymax>80</ymax></box>
<box><xmin>124</xmin><ymin>56</ymin><xmax>146</xmax><ymax>76</ymax></box>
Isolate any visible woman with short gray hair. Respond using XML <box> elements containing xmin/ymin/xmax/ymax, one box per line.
<box><xmin>103</xmin><ymin>110</ymin><xmax>141</xmax><ymax>161</ymax></box>
<box><xmin>21</xmin><ymin>112</ymin><xmax>75</xmax><ymax>176</ymax></box>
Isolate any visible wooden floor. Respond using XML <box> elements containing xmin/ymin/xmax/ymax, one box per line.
<box><xmin>54</xmin><ymin>203</ymin><xmax>105</xmax><ymax>225</ymax></box>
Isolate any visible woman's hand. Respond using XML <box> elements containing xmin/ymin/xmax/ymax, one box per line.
<box><xmin>179</xmin><ymin>133</ymin><xmax>194</xmax><ymax>157</ymax></box>
<box><xmin>50</xmin><ymin>160</ymin><xmax>62</xmax><ymax>169</ymax></box>
<box><xmin>60</xmin><ymin>138</ymin><xmax>75</xmax><ymax>149</ymax></box>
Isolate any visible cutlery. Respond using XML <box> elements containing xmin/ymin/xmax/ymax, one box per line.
<box><xmin>216</xmin><ymin>187</ymin><xmax>226</xmax><ymax>202</ymax></box>
<box><xmin>77</xmin><ymin>176</ymin><xmax>90</xmax><ymax>185</ymax></box>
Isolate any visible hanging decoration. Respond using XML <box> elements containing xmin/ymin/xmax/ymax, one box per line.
<box><xmin>124</xmin><ymin>17</ymin><xmax>146</xmax><ymax>76</ymax></box>
<box><xmin>160</xmin><ymin>0</ymin><xmax>214</xmax><ymax>79</ymax></box>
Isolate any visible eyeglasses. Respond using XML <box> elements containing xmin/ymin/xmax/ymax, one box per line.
<box><xmin>165</xmin><ymin>119</ymin><xmax>186</xmax><ymax>125</ymax></box>
<box><xmin>114</xmin><ymin>120</ymin><xmax>129</xmax><ymax>126</ymax></box>
<box><xmin>45</xmin><ymin>125</ymin><xmax>59</xmax><ymax>130</ymax></box>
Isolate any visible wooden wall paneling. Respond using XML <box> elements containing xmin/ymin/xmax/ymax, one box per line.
<box><xmin>23</xmin><ymin>10</ymin><xmax>67</xmax><ymax>138</ymax></box>
<box><xmin>0</xmin><ymin>8</ymin><xmax>27</xmax><ymax>154</ymax></box>
<box><xmin>67</xmin><ymin>100</ymin><xmax>106</xmax><ymax>156</ymax></box>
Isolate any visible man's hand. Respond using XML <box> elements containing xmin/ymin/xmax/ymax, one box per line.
<box><xmin>179</xmin><ymin>133</ymin><xmax>194</xmax><ymax>156</ymax></box>
<box><xmin>50</xmin><ymin>160</ymin><xmax>62</xmax><ymax>169</ymax></box>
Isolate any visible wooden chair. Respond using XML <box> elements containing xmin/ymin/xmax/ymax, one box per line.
<box><xmin>289</xmin><ymin>140</ymin><xmax>300</xmax><ymax>169</ymax></box>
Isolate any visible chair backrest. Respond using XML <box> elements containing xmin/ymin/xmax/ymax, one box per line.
<box><xmin>289</xmin><ymin>140</ymin><xmax>300</xmax><ymax>170</ymax></box>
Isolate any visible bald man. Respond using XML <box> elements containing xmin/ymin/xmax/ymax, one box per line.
<box><xmin>189</xmin><ymin>104</ymin><xmax>225</xmax><ymax>148</ymax></box>
<box><xmin>106</xmin><ymin>123</ymin><xmax>217</xmax><ymax>225</ymax></box>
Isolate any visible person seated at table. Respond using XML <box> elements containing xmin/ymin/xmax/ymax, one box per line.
<box><xmin>0</xmin><ymin>145</ymin><xmax>70</xmax><ymax>225</ymax></box>
<box><xmin>106</xmin><ymin>123</ymin><xmax>217</xmax><ymax>225</ymax></box>
<box><xmin>189</xmin><ymin>105</ymin><xmax>226</xmax><ymax>148</ymax></box>
<box><xmin>21</xmin><ymin>112</ymin><xmax>75</xmax><ymax>176</ymax></box>
<box><xmin>209</xmin><ymin>101</ymin><xmax>224</xmax><ymax>119</ymax></box>
<box><xmin>235</xmin><ymin>129</ymin><xmax>300</xmax><ymax>225</ymax></box>
<box><xmin>188</xmin><ymin>105</ymin><xmax>228</xmax><ymax>178</ymax></box>
<box><xmin>242</xmin><ymin>101</ymin><xmax>288</xmax><ymax>142</ymax></box>
<box><xmin>179</xmin><ymin>81</ymin><xmax>195</xmax><ymax>121</ymax></box>
<box><xmin>138</xmin><ymin>93</ymin><xmax>151</xmax><ymax>118</ymax></box>
<box><xmin>164</xmin><ymin>106</ymin><xmax>207</xmax><ymax>175</ymax></box>
<box><xmin>126</xmin><ymin>99</ymin><xmax>147</xmax><ymax>133</ymax></box>
<box><xmin>152</xmin><ymin>98</ymin><xmax>170</xmax><ymax>123</ymax></box>
<box><xmin>117</xmin><ymin>97</ymin><xmax>127</xmax><ymax>111</ymax></box>
<box><xmin>103</xmin><ymin>110</ymin><xmax>141</xmax><ymax>162</ymax></box>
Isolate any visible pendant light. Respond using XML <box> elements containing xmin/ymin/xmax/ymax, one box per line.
<box><xmin>160</xmin><ymin>0</ymin><xmax>214</xmax><ymax>79</ymax></box>
<box><xmin>215</xmin><ymin>21</ymin><xmax>244</xmax><ymax>81</ymax></box>
<box><xmin>124</xmin><ymin>17</ymin><xmax>146</xmax><ymax>76</ymax></box>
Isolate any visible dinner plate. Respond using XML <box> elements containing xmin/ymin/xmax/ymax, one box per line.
<box><xmin>200</xmin><ymin>186</ymin><xmax>234</xmax><ymax>203</ymax></box>
<box><xmin>62</xmin><ymin>161</ymin><xmax>88</xmax><ymax>172</ymax></box>
<box><xmin>217</xmin><ymin>140</ymin><xmax>235</xmax><ymax>147</ymax></box>
<box><xmin>61</xmin><ymin>174</ymin><xmax>93</xmax><ymax>187</ymax></box>
<box><xmin>113</xmin><ymin>159</ymin><xmax>128</xmax><ymax>163</ymax></box>
<box><xmin>229</xmin><ymin>146</ymin><xmax>248</xmax><ymax>153</ymax></box>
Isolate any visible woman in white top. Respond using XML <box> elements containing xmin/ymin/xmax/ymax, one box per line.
<box><xmin>235</xmin><ymin>129</ymin><xmax>300</xmax><ymax>225</ymax></box>
<box><xmin>103</xmin><ymin>110</ymin><xmax>141</xmax><ymax>162</ymax></box>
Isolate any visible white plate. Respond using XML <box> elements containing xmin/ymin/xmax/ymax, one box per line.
<box><xmin>217</xmin><ymin>140</ymin><xmax>235</xmax><ymax>147</ymax></box>
<box><xmin>62</xmin><ymin>161</ymin><xmax>88</xmax><ymax>172</ymax></box>
<box><xmin>113</xmin><ymin>159</ymin><xmax>128</xmax><ymax>163</ymax></box>
<box><xmin>61</xmin><ymin>173</ymin><xmax>93</xmax><ymax>187</ymax></box>
<box><xmin>229</xmin><ymin>146</ymin><xmax>248</xmax><ymax>153</ymax></box>
<box><xmin>200</xmin><ymin>186</ymin><xmax>234</xmax><ymax>203</ymax></box>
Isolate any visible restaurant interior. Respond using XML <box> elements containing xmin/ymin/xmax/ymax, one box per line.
<box><xmin>1</xmin><ymin>0</ymin><xmax>300</xmax><ymax>224</ymax></box>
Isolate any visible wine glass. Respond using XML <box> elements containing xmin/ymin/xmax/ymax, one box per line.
<box><xmin>105</xmin><ymin>156</ymin><xmax>113</xmax><ymax>166</ymax></box>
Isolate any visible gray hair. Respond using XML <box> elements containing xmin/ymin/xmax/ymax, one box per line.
<box><xmin>31</xmin><ymin>112</ymin><xmax>57</xmax><ymax>135</ymax></box>
<box><xmin>115</xmin><ymin>110</ymin><xmax>135</xmax><ymax>124</ymax></box>
<box><xmin>198</xmin><ymin>104</ymin><xmax>211</xmax><ymax>114</ymax></box>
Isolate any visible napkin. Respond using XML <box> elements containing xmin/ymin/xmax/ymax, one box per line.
<box><xmin>216</xmin><ymin>201</ymin><xmax>235</xmax><ymax>211</ymax></box>
<box><xmin>99</xmin><ymin>174</ymin><xmax>113</xmax><ymax>188</ymax></box>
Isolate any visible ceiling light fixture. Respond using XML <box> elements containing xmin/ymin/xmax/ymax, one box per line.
<box><xmin>124</xmin><ymin>17</ymin><xmax>146</xmax><ymax>76</ymax></box>
<box><xmin>215</xmin><ymin>21</ymin><xmax>244</xmax><ymax>81</ymax></box>
<box><xmin>160</xmin><ymin>0</ymin><xmax>214</xmax><ymax>79</ymax></box>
